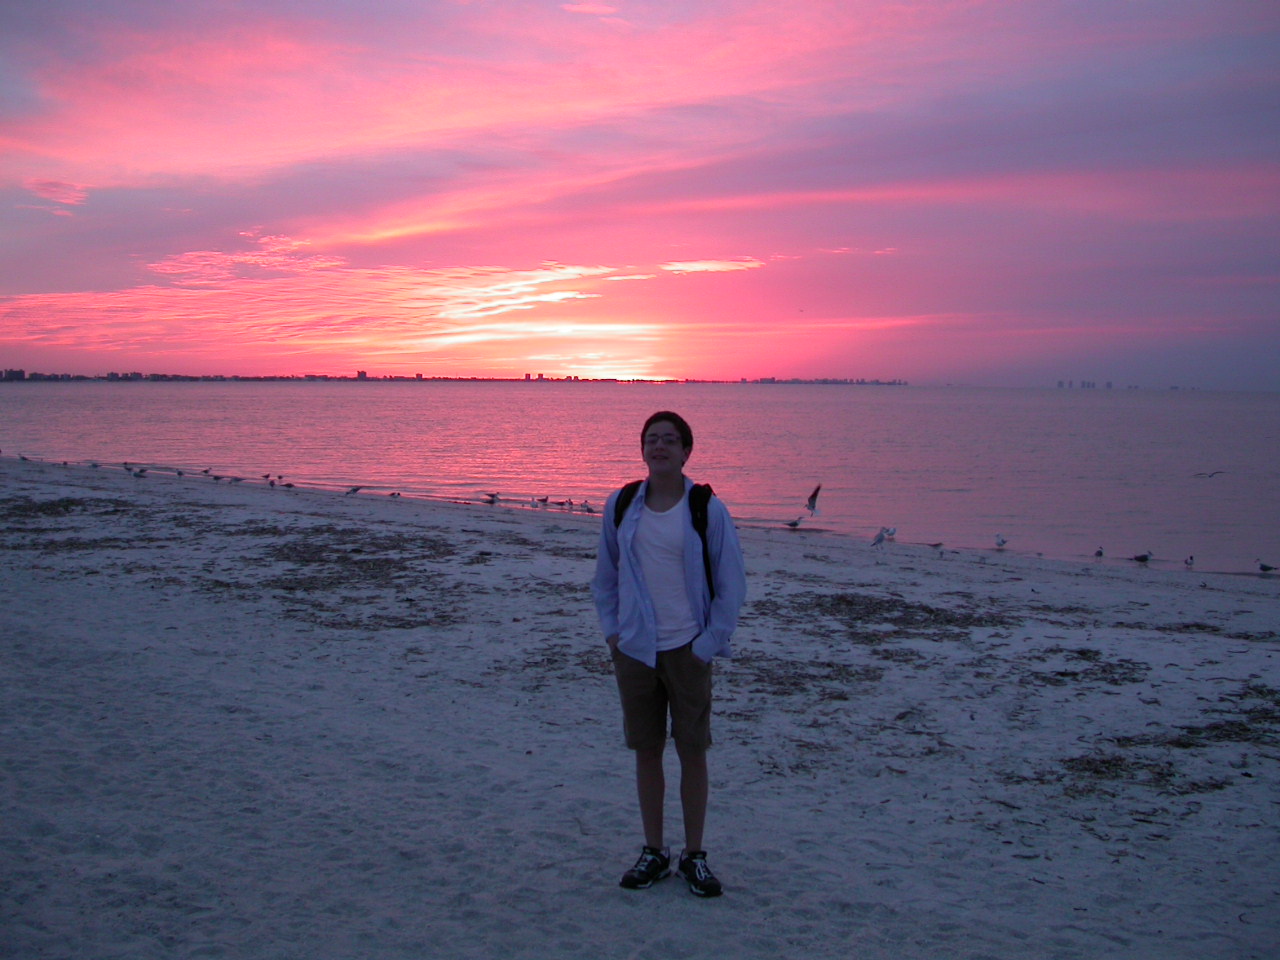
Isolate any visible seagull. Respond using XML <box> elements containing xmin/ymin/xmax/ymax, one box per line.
<box><xmin>481</xmin><ymin>492</ymin><xmax>499</xmax><ymax>504</ymax></box>
<box><xmin>871</xmin><ymin>527</ymin><xmax>887</xmax><ymax>548</ymax></box>
<box><xmin>581</xmin><ymin>501</ymin><xmax>596</xmax><ymax>514</ymax></box>
<box><xmin>345</xmin><ymin>486</ymin><xmax>363</xmax><ymax>496</ymax></box>
<box><xmin>282</xmin><ymin>482</ymin><xmax>295</xmax><ymax>489</ymax></box>
<box><xmin>1094</xmin><ymin>546</ymin><xmax>1104</xmax><ymax>559</ymax></box>
<box><xmin>1184</xmin><ymin>555</ymin><xmax>1195</xmax><ymax>568</ymax></box>
<box><xmin>389</xmin><ymin>491</ymin><xmax>401</xmax><ymax>498</ymax></box>
<box><xmin>536</xmin><ymin>496</ymin><xmax>549</xmax><ymax>505</ymax></box>
<box><xmin>995</xmin><ymin>533</ymin><xmax>1008</xmax><ymax>549</ymax></box>
<box><xmin>785</xmin><ymin>516</ymin><xmax>804</xmax><ymax>529</ymax></box>
<box><xmin>1259</xmin><ymin>559</ymin><xmax>1276</xmax><ymax>574</ymax></box>
<box><xmin>805</xmin><ymin>484</ymin><xmax>822</xmax><ymax>516</ymax></box>
<box><xmin>1192</xmin><ymin>470</ymin><xmax>1226</xmax><ymax>478</ymax></box>
<box><xmin>1131</xmin><ymin>551</ymin><xmax>1153</xmax><ymax>563</ymax></box>
<box><xmin>883</xmin><ymin>527</ymin><xmax>897</xmax><ymax>541</ymax></box>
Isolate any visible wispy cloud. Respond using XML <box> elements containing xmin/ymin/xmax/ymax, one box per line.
<box><xmin>660</xmin><ymin>259</ymin><xmax>765</xmax><ymax>274</ymax></box>
<box><xmin>0</xmin><ymin>1</ymin><xmax>1276</xmax><ymax>386</ymax></box>
<box><xmin>562</xmin><ymin>3</ymin><xmax>620</xmax><ymax>16</ymax></box>
<box><xmin>24</xmin><ymin>179</ymin><xmax>89</xmax><ymax>204</ymax></box>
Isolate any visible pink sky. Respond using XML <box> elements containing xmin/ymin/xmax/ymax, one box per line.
<box><xmin>2</xmin><ymin>0</ymin><xmax>1278</xmax><ymax>387</ymax></box>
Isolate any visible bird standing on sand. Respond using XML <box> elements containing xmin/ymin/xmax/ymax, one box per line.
<box><xmin>995</xmin><ymin>533</ymin><xmax>1008</xmax><ymax>549</ymax></box>
<box><xmin>1184</xmin><ymin>555</ymin><xmax>1194</xmax><ymax>568</ymax></box>
<box><xmin>482</xmin><ymin>492</ymin><xmax>499</xmax><ymax>504</ymax></box>
<box><xmin>345</xmin><ymin>486</ymin><xmax>363</xmax><ymax>496</ymax></box>
<box><xmin>785</xmin><ymin>516</ymin><xmax>804</xmax><ymax>529</ymax></box>
<box><xmin>805</xmin><ymin>484</ymin><xmax>822</xmax><ymax>516</ymax></box>
<box><xmin>1259</xmin><ymin>559</ymin><xmax>1276</xmax><ymax>574</ymax></box>
<box><xmin>1131</xmin><ymin>551</ymin><xmax>1153</xmax><ymax>563</ymax></box>
<box><xmin>1094</xmin><ymin>546</ymin><xmax>1104</xmax><ymax>559</ymax></box>
<box><xmin>884</xmin><ymin>527</ymin><xmax>897</xmax><ymax>541</ymax></box>
<box><xmin>871</xmin><ymin>527</ymin><xmax>887</xmax><ymax>548</ymax></box>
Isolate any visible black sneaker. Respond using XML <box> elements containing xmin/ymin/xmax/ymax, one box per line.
<box><xmin>619</xmin><ymin>846</ymin><xmax>671</xmax><ymax>889</ymax></box>
<box><xmin>677</xmin><ymin>850</ymin><xmax>723</xmax><ymax>897</ymax></box>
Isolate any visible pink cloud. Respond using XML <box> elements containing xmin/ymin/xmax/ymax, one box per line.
<box><xmin>1</xmin><ymin>2</ymin><xmax>1275</xmax><ymax>388</ymax></box>
<box><xmin>0</xmin><ymin>3</ymin><xmax>921</xmax><ymax>188</ymax></box>
<box><xmin>24</xmin><ymin>179</ymin><xmax>89</xmax><ymax>204</ymax></box>
<box><xmin>660</xmin><ymin>259</ymin><xmax>765</xmax><ymax>274</ymax></box>
<box><xmin>562</xmin><ymin>3</ymin><xmax>620</xmax><ymax>15</ymax></box>
<box><xmin>0</xmin><ymin>246</ymin><xmax>685</xmax><ymax>376</ymax></box>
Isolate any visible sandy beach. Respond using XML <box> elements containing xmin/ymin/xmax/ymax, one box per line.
<box><xmin>2</xmin><ymin>457</ymin><xmax>1277</xmax><ymax>960</ymax></box>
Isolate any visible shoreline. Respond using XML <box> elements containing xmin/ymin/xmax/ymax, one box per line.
<box><xmin>2</xmin><ymin>456</ymin><xmax>1278</xmax><ymax>959</ymax></box>
<box><xmin>2</xmin><ymin>452</ymin><xmax>1270</xmax><ymax>578</ymax></box>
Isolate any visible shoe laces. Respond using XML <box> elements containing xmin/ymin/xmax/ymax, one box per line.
<box><xmin>634</xmin><ymin>849</ymin><xmax>666</xmax><ymax>871</ymax></box>
<box><xmin>684</xmin><ymin>855</ymin><xmax>714</xmax><ymax>881</ymax></box>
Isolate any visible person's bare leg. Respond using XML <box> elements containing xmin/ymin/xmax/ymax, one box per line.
<box><xmin>675</xmin><ymin>741</ymin><xmax>708</xmax><ymax>852</ymax></box>
<box><xmin>635</xmin><ymin>745</ymin><xmax>666</xmax><ymax>848</ymax></box>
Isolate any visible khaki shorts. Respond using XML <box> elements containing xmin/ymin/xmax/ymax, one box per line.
<box><xmin>612</xmin><ymin>641</ymin><xmax>713</xmax><ymax>751</ymax></box>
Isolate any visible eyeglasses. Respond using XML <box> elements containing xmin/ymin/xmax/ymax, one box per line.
<box><xmin>643</xmin><ymin>433</ymin><xmax>684</xmax><ymax>447</ymax></box>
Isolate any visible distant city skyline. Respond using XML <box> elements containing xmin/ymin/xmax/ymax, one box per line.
<box><xmin>2</xmin><ymin>366</ymin><xmax>909</xmax><ymax>387</ymax></box>
<box><xmin>2</xmin><ymin>2</ymin><xmax>1277</xmax><ymax>390</ymax></box>
<box><xmin>5</xmin><ymin>366</ymin><xmax>1220</xmax><ymax>392</ymax></box>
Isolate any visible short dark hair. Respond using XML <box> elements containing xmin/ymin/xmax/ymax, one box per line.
<box><xmin>641</xmin><ymin>410</ymin><xmax>693</xmax><ymax>451</ymax></box>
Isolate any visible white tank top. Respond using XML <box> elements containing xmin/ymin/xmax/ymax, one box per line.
<box><xmin>635</xmin><ymin>494</ymin><xmax>700</xmax><ymax>651</ymax></box>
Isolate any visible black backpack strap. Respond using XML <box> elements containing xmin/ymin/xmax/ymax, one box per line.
<box><xmin>689</xmin><ymin>483</ymin><xmax>715</xmax><ymax>601</ymax></box>
<box><xmin>614</xmin><ymin>479</ymin><xmax>717</xmax><ymax>602</ymax></box>
<box><xmin>613</xmin><ymin>480</ymin><xmax>644</xmax><ymax>527</ymax></box>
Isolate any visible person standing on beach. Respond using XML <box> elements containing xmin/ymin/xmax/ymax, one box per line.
<box><xmin>592</xmin><ymin>411</ymin><xmax>747</xmax><ymax>897</ymax></box>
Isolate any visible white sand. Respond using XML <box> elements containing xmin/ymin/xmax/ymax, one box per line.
<box><xmin>2</xmin><ymin>457</ymin><xmax>1277</xmax><ymax>960</ymax></box>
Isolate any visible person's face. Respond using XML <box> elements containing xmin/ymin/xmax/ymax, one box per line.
<box><xmin>641</xmin><ymin>420</ymin><xmax>690</xmax><ymax>476</ymax></box>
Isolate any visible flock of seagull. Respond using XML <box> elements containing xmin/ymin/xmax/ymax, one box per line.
<box><xmin>3</xmin><ymin>451</ymin><xmax>1276</xmax><ymax>575</ymax></box>
<box><xmin>777</xmin><ymin>479</ymin><xmax>1279</xmax><ymax>575</ymax></box>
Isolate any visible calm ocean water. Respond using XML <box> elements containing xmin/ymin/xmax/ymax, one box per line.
<box><xmin>2</xmin><ymin>381</ymin><xmax>1277</xmax><ymax>575</ymax></box>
